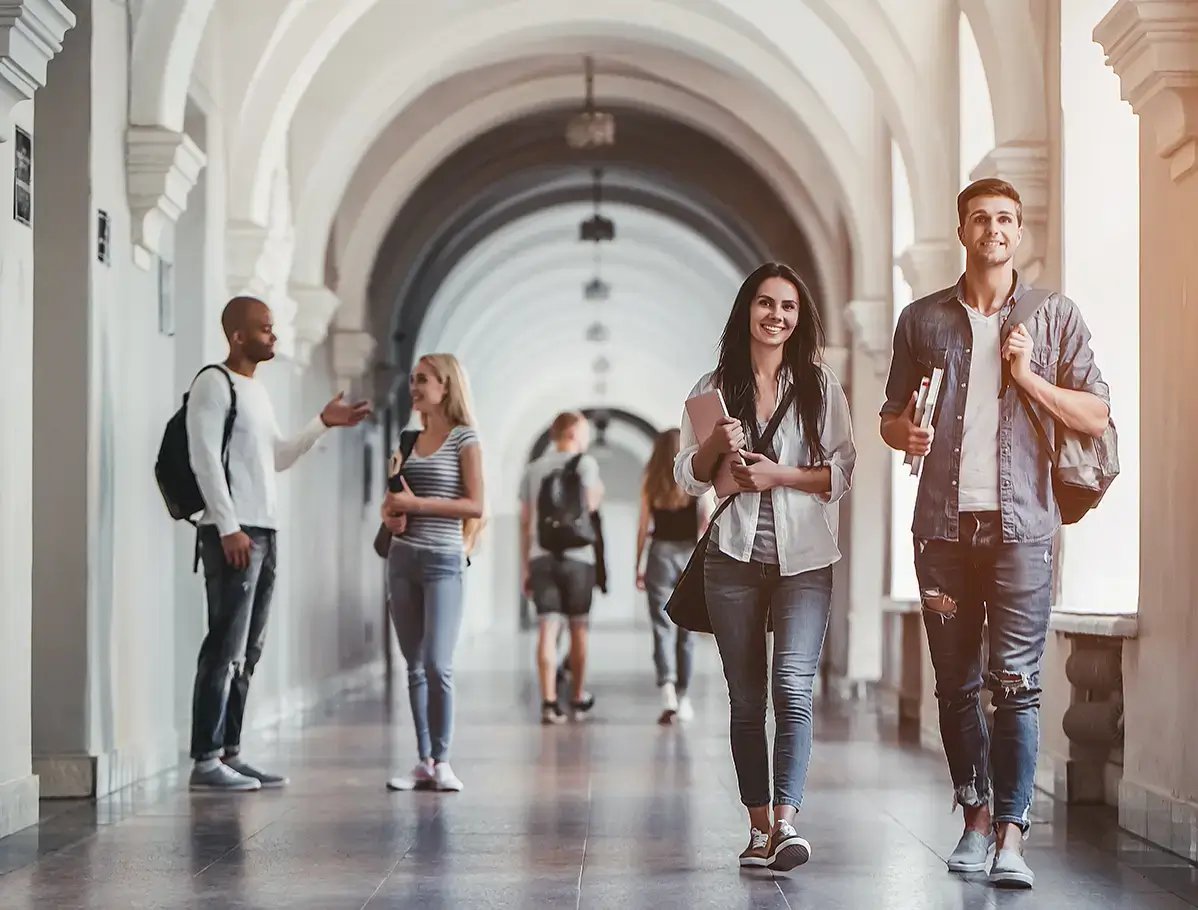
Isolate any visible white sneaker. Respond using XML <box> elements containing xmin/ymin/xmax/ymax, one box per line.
<box><xmin>676</xmin><ymin>694</ymin><xmax>695</xmax><ymax>722</ymax></box>
<box><xmin>433</xmin><ymin>762</ymin><xmax>464</xmax><ymax>792</ymax></box>
<box><xmin>386</xmin><ymin>761</ymin><xmax>435</xmax><ymax>791</ymax></box>
<box><xmin>661</xmin><ymin>682</ymin><xmax>679</xmax><ymax>712</ymax></box>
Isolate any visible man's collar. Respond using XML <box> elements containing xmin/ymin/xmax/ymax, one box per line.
<box><xmin>951</xmin><ymin>269</ymin><xmax>1027</xmax><ymax>307</ymax></box>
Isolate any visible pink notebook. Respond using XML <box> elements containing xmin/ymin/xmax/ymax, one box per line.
<box><xmin>685</xmin><ymin>388</ymin><xmax>742</xmax><ymax>498</ymax></box>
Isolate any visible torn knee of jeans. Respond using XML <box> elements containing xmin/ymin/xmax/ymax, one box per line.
<box><xmin>988</xmin><ymin>669</ymin><xmax>1033</xmax><ymax>696</ymax></box>
<box><xmin>920</xmin><ymin>587</ymin><xmax>958</xmax><ymax>617</ymax></box>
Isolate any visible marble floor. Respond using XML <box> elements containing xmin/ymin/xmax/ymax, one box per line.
<box><xmin>2</xmin><ymin>626</ymin><xmax>1197</xmax><ymax>909</ymax></box>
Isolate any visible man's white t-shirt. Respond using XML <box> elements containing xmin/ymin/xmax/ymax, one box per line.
<box><xmin>958</xmin><ymin>304</ymin><xmax>1002</xmax><ymax>512</ymax></box>
<box><xmin>186</xmin><ymin>367</ymin><xmax>327</xmax><ymax>536</ymax></box>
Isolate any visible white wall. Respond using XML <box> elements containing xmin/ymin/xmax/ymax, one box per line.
<box><xmin>0</xmin><ymin>96</ymin><xmax>38</xmax><ymax>836</ymax></box>
<box><xmin>1056</xmin><ymin>0</ymin><xmax>1139</xmax><ymax>615</ymax></box>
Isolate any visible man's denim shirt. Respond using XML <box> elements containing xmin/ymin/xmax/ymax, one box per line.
<box><xmin>881</xmin><ymin>275</ymin><xmax>1110</xmax><ymax>544</ymax></box>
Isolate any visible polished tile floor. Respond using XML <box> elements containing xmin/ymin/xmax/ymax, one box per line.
<box><xmin>2</xmin><ymin>626</ymin><xmax>1197</xmax><ymax>909</ymax></box>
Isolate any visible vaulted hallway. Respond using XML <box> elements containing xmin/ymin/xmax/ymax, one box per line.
<box><xmin>2</xmin><ymin>628</ymin><xmax>1197</xmax><ymax>910</ymax></box>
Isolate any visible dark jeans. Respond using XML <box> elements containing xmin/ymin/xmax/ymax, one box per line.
<box><xmin>644</xmin><ymin>540</ymin><xmax>694</xmax><ymax>690</ymax></box>
<box><xmin>914</xmin><ymin>511</ymin><xmax>1053</xmax><ymax>831</ymax></box>
<box><xmin>190</xmin><ymin>526</ymin><xmax>277</xmax><ymax>761</ymax></box>
<box><xmin>704</xmin><ymin>543</ymin><xmax>833</xmax><ymax>809</ymax></box>
<box><xmin>388</xmin><ymin>540</ymin><xmax>466</xmax><ymax>763</ymax></box>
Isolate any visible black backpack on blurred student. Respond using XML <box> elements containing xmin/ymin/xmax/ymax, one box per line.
<box><xmin>536</xmin><ymin>456</ymin><xmax>595</xmax><ymax>554</ymax></box>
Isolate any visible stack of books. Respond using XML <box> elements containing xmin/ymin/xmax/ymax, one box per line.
<box><xmin>904</xmin><ymin>367</ymin><xmax>944</xmax><ymax>477</ymax></box>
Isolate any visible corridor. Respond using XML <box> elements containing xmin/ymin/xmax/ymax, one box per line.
<box><xmin>1</xmin><ymin>628</ymin><xmax>1195</xmax><ymax>910</ymax></box>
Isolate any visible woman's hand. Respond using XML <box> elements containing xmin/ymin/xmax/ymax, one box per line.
<box><xmin>730</xmin><ymin>451</ymin><xmax>786</xmax><ymax>493</ymax></box>
<box><xmin>384</xmin><ymin>477</ymin><xmax>421</xmax><ymax>515</ymax></box>
<box><xmin>701</xmin><ymin>416</ymin><xmax>745</xmax><ymax>458</ymax></box>
<box><xmin>383</xmin><ymin>513</ymin><xmax>408</xmax><ymax>535</ymax></box>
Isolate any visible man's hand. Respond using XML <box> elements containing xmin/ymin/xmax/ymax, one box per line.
<box><xmin>882</xmin><ymin>392</ymin><xmax>934</xmax><ymax>457</ymax></box>
<box><xmin>731</xmin><ymin>451</ymin><xmax>784</xmax><ymax>493</ymax></box>
<box><xmin>221</xmin><ymin>530</ymin><xmax>253</xmax><ymax>571</ymax></box>
<box><xmin>320</xmin><ymin>392</ymin><xmax>372</xmax><ymax>428</ymax></box>
<box><xmin>636</xmin><ymin>572</ymin><xmax>647</xmax><ymax>592</ymax></box>
<box><xmin>1001</xmin><ymin>323</ymin><xmax>1035</xmax><ymax>388</ymax></box>
<box><xmin>702</xmin><ymin>416</ymin><xmax>746</xmax><ymax>458</ymax></box>
<box><xmin>521</xmin><ymin>565</ymin><xmax>533</xmax><ymax>597</ymax></box>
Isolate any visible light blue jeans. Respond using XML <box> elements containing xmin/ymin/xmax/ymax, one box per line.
<box><xmin>388</xmin><ymin>539</ymin><xmax>466</xmax><ymax>763</ymax></box>
<box><xmin>704</xmin><ymin>542</ymin><xmax>833</xmax><ymax>809</ymax></box>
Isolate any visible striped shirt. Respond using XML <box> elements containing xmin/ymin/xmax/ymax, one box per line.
<box><xmin>399</xmin><ymin>425</ymin><xmax>479</xmax><ymax>550</ymax></box>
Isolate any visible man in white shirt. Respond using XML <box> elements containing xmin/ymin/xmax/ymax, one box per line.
<box><xmin>186</xmin><ymin>296</ymin><xmax>370</xmax><ymax>791</ymax></box>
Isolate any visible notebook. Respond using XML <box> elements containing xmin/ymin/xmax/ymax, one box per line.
<box><xmin>685</xmin><ymin>388</ymin><xmax>743</xmax><ymax>498</ymax></box>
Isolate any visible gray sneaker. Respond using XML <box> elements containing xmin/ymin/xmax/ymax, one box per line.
<box><xmin>224</xmin><ymin>758</ymin><xmax>289</xmax><ymax>788</ymax></box>
<box><xmin>189</xmin><ymin>763</ymin><xmax>261</xmax><ymax>792</ymax></box>
<box><xmin>947</xmin><ymin>829</ymin><xmax>996</xmax><ymax>873</ymax></box>
<box><xmin>989</xmin><ymin>847</ymin><xmax>1035</xmax><ymax>888</ymax></box>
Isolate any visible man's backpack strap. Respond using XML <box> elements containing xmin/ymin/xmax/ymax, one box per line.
<box><xmin>999</xmin><ymin>289</ymin><xmax>1056</xmax><ymax>398</ymax></box>
<box><xmin>191</xmin><ymin>364</ymin><xmax>238</xmax><ymax>573</ymax></box>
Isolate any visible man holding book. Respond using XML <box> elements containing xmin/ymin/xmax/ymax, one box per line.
<box><xmin>879</xmin><ymin>178</ymin><xmax>1111</xmax><ymax>889</ymax></box>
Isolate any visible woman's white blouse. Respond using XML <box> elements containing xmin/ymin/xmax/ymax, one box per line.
<box><xmin>673</xmin><ymin>364</ymin><xmax>857</xmax><ymax>577</ymax></box>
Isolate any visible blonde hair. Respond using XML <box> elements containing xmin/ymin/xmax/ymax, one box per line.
<box><xmin>397</xmin><ymin>353</ymin><xmax>485</xmax><ymax>554</ymax></box>
<box><xmin>642</xmin><ymin>428</ymin><xmax>690</xmax><ymax>510</ymax></box>
<box><xmin>418</xmin><ymin>353</ymin><xmax>477</xmax><ymax>428</ymax></box>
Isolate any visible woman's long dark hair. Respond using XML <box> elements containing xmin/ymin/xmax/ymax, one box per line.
<box><xmin>713</xmin><ymin>262</ymin><xmax>827</xmax><ymax>463</ymax></box>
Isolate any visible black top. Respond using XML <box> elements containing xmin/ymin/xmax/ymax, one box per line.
<box><xmin>651</xmin><ymin>499</ymin><xmax>699</xmax><ymax>542</ymax></box>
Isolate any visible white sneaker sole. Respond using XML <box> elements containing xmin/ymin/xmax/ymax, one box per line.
<box><xmin>739</xmin><ymin>855</ymin><xmax>770</xmax><ymax>868</ymax></box>
<box><xmin>386</xmin><ymin>776</ymin><xmax>435</xmax><ymax>791</ymax></box>
<box><xmin>768</xmin><ymin>836</ymin><xmax>811</xmax><ymax>873</ymax></box>
<box><xmin>189</xmin><ymin>780</ymin><xmax>260</xmax><ymax>792</ymax></box>
<box><xmin>948</xmin><ymin>858</ymin><xmax>990</xmax><ymax>873</ymax></box>
<box><xmin>989</xmin><ymin>870</ymin><xmax>1034</xmax><ymax>889</ymax></box>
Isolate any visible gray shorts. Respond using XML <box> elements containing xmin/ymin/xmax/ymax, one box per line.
<box><xmin>530</xmin><ymin>555</ymin><xmax>595</xmax><ymax>620</ymax></box>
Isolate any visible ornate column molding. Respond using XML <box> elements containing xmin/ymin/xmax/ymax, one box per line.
<box><xmin>971</xmin><ymin>140</ymin><xmax>1049</xmax><ymax>284</ymax></box>
<box><xmin>1095</xmin><ymin>0</ymin><xmax>1198</xmax><ymax>182</ymax></box>
<box><xmin>225</xmin><ymin>220</ymin><xmax>271</xmax><ymax>296</ymax></box>
<box><xmin>845</xmin><ymin>298</ymin><xmax>892</xmax><ymax>377</ymax></box>
<box><xmin>0</xmin><ymin>0</ymin><xmax>73</xmax><ymax>142</ymax></box>
<box><xmin>897</xmin><ymin>240</ymin><xmax>960</xmax><ymax>299</ymax></box>
<box><xmin>290</xmin><ymin>283</ymin><xmax>341</xmax><ymax>368</ymax></box>
<box><xmin>126</xmin><ymin>126</ymin><xmax>205</xmax><ymax>267</ymax></box>
<box><xmin>330</xmin><ymin>329</ymin><xmax>377</xmax><ymax>388</ymax></box>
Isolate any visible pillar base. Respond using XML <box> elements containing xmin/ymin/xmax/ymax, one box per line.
<box><xmin>0</xmin><ymin>774</ymin><xmax>40</xmax><ymax>838</ymax></box>
<box><xmin>1120</xmin><ymin>778</ymin><xmax>1198</xmax><ymax>863</ymax></box>
<box><xmin>34</xmin><ymin>730</ymin><xmax>180</xmax><ymax>799</ymax></box>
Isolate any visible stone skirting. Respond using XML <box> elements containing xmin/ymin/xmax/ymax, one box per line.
<box><xmin>34</xmin><ymin>730</ymin><xmax>181</xmax><ymax>799</ymax></box>
<box><xmin>1121</xmin><ymin>778</ymin><xmax>1198</xmax><ymax>863</ymax></box>
<box><xmin>0</xmin><ymin>774</ymin><xmax>39</xmax><ymax>838</ymax></box>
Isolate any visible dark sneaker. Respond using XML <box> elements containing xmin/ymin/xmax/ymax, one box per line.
<box><xmin>189</xmin><ymin>763</ymin><xmax>261</xmax><ymax>792</ymax></box>
<box><xmin>223</xmin><ymin>758</ymin><xmax>288</xmax><ymax>788</ymax></box>
<box><xmin>989</xmin><ymin>847</ymin><xmax>1034</xmax><ymax>888</ymax></box>
<box><xmin>947</xmin><ymin>829</ymin><xmax>995</xmax><ymax>873</ymax></box>
<box><xmin>739</xmin><ymin>827</ymin><xmax>770</xmax><ymax>867</ymax></box>
<box><xmin>767</xmin><ymin>820</ymin><xmax>811</xmax><ymax>873</ymax></box>
<box><xmin>541</xmin><ymin>701</ymin><xmax>567</xmax><ymax>725</ymax></box>
<box><xmin>570</xmin><ymin>693</ymin><xmax>595</xmax><ymax>721</ymax></box>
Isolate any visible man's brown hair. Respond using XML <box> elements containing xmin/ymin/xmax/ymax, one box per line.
<box><xmin>957</xmin><ymin>178</ymin><xmax>1022</xmax><ymax>227</ymax></box>
<box><xmin>549</xmin><ymin>411</ymin><xmax>586</xmax><ymax>441</ymax></box>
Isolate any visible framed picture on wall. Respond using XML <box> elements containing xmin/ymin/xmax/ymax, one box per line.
<box><xmin>13</xmin><ymin>127</ymin><xmax>32</xmax><ymax>227</ymax></box>
<box><xmin>158</xmin><ymin>258</ymin><xmax>175</xmax><ymax>336</ymax></box>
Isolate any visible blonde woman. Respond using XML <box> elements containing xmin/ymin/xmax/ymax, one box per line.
<box><xmin>635</xmin><ymin>428</ymin><xmax>707</xmax><ymax>724</ymax></box>
<box><xmin>381</xmin><ymin>354</ymin><xmax>484</xmax><ymax>793</ymax></box>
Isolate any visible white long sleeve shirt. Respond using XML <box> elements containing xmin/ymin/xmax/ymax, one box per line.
<box><xmin>185</xmin><ymin>367</ymin><xmax>328</xmax><ymax>536</ymax></box>
<box><xmin>673</xmin><ymin>364</ymin><xmax>856</xmax><ymax>576</ymax></box>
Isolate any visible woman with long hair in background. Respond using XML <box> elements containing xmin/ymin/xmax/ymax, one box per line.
<box><xmin>635</xmin><ymin>428</ymin><xmax>709</xmax><ymax>725</ymax></box>
<box><xmin>674</xmin><ymin>262</ymin><xmax>856</xmax><ymax>872</ymax></box>
<box><xmin>381</xmin><ymin>353</ymin><xmax>484</xmax><ymax>793</ymax></box>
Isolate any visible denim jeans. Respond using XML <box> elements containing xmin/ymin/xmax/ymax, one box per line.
<box><xmin>190</xmin><ymin>526</ymin><xmax>277</xmax><ymax>761</ymax></box>
<box><xmin>914</xmin><ymin>511</ymin><xmax>1053</xmax><ymax>831</ymax></box>
<box><xmin>388</xmin><ymin>539</ymin><xmax>466</xmax><ymax>763</ymax></box>
<box><xmin>644</xmin><ymin>540</ymin><xmax>695</xmax><ymax>690</ymax></box>
<box><xmin>703</xmin><ymin>542</ymin><xmax>833</xmax><ymax>809</ymax></box>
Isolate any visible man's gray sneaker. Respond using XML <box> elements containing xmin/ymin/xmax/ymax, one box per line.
<box><xmin>189</xmin><ymin>763</ymin><xmax>261</xmax><ymax>792</ymax></box>
<box><xmin>989</xmin><ymin>847</ymin><xmax>1035</xmax><ymax>888</ymax></box>
<box><xmin>947</xmin><ymin>829</ymin><xmax>996</xmax><ymax>873</ymax></box>
<box><xmin>224</xmin><ymin>758</ymin><xmax>289</xmax><ymax>788</ymax></box>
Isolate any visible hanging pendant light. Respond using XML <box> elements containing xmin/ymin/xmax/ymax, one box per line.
<box><xmin>566</xmin><ymin>56</ymin><xmax>615</xmax><ymax>149</ymax></box>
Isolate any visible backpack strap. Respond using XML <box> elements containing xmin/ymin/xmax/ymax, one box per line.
<box><xmin>999</xmin><ymin>289</ymin><xmax>1055</xmax><ymax>398</ymax></box>
<box><xmin>191</xmin><ymin>364</ymin><xmax>238</xmax><ymax>572</ymax></box>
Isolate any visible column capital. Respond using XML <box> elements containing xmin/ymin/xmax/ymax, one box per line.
<box><xmin>844</xmin><ymin>298</ymin><xmax>892</xmax><ymax>377</ymax></box>
<box><xmin>330</xmin><ymin>330</ymin><xmax>377</xmax><ymax>391</ymax></box>
<box><xmin>971</xmin><ymin>140</ymin><xmax>1049</xmax><ymax>283</ymax></box>
<box><xmin>896</xmin><ymin>240</ymin><xmax>960</xmax><ymax>299</ymax></box>
<box><xmin>1095</xmin><ymin>0</ymin><xmax>1198</xmax><ymax>181</ymax></box>
<box><xmin>225</xmin><ymin>220</ymin><xmax>271</xmax><ymax>296</ymax></box>
<box><xmin>126</xmin><ymin>126</ymin><xmax>205</xmax><ymax>267</ymax></box>
<box><xmin>290</xmin><ymin>283</ymin><xmax>342</xmax><ymax>368</ymax></box>
<box><xmin>0</xmin><ymin>0</ymin><xmax>73</xmax><ymax>142</ymax></box>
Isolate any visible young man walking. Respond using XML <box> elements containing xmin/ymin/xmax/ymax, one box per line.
<box><xmin>520</xmin><ymin>411</ymin><xmax>604</xmax><ymax>725</ymax></box>
<box><xmin>880</xmin><ymin>179</ymin><xmax>1111</xmax><ymax>888</ymax></box>
<box><xmin>186</xmin><ymin>296</ymin><xmax>371</xmax><ymax>791</ymax></box>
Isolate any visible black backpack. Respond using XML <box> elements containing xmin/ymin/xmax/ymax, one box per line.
<box><xmin>536</xmin><ymin>455</ymin><xmax>595</xmax><ymax>554</ymax></box>
<box><xmin>155</xmin><ymin>365</ymin><xmax>237</xmax><ymax>523</ymax></box>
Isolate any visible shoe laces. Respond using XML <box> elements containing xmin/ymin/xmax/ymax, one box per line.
<box><xmin>750</xmin><ymin>828</ymin><xmax>769</xmax><ymax>849</ymax></box>
<box><xmin>775</xmin><ymin>820</ymin><xmax>797</xmax><ymax>838</ymax></box>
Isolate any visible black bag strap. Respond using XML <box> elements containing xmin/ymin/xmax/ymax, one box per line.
<box><xmin>398</xmin><ymin>429</ymin><xmax>421</xmax><ymax>463</ymax></box>
<box><xmin>703</xmin><ymin>381</ymin><xmax>799</xmax><ymax>527</ymax></box>
<box><xmin>999</xmin><ymin>289</ymin><xmax>1055</xmax><ymax>398</ymax></box>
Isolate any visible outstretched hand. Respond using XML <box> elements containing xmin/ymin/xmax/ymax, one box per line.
<box><xmin>321</xmin><ymin>392</ymin><xmax>372</xmax><ymax>428</ymax></box>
